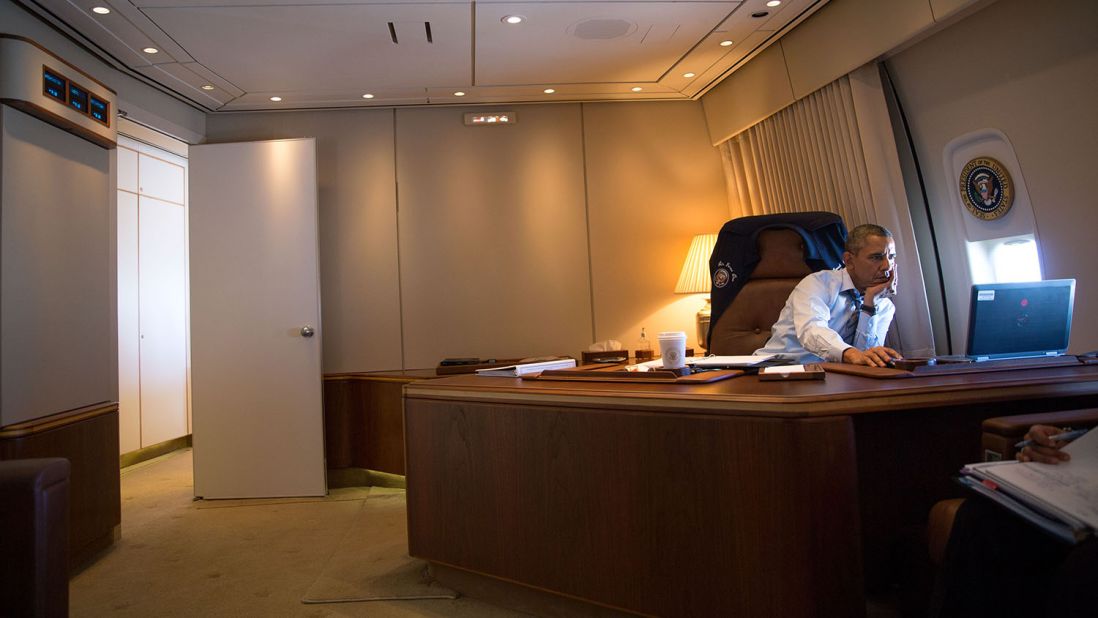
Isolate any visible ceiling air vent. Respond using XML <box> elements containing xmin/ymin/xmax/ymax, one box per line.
<box><xmin>569</xmin><ymin>18</ymin><xmax>636</xmax><ymax>40</ymax></box>
<box><xmin>388</xmin><ymin>21</ymin><xmax>434</xmax><ymax>43</ymax></box>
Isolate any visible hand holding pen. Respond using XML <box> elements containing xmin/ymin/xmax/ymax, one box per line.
<box><xmin>1015</xmin><ymin>425</ymin><xmax>1086</xmax><ymax>464</ymax></box>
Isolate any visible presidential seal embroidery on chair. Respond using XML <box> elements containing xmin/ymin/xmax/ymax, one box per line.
<box><xmin>959</xmin><ymin>157</ymin><xmax>1014</xmax><ymax>220</ymax></box>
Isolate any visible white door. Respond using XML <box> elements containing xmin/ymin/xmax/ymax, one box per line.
<box><xmin>189</xmin><ymin>138</ymin><xmax>325</xmax><ymax>498</ymax></box>
<box><xmin>138</xmin><ymin>195</ymin><xmax>188</xmax><ymax>445</ymax></box>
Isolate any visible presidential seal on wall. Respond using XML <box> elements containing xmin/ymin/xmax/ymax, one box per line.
<box><xmin>959</xmin><ymin>157</ymin><xmax>1014</xmax><ymax>220</ymax></box>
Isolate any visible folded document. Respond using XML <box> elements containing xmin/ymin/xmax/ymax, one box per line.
<box><xmin>960</xmin><ymin>427</ymin><xmax>1098</xmax><ymax>543</ymax></box>
<box><xmin>475</xmin><ymin>358</ymin><xmax>577</xmax><ymax>377</ymax></box>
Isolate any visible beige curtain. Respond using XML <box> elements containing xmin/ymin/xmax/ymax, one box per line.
<box><xmin>718</xmin><ymin>64</ymin><xmax>935</xmax><ymax>357</ymax></box>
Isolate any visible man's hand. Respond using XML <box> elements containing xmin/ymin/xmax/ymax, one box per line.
<box><xmin>1017</xmin><ymin>425</ymin><xmax>1072</xmax><ymax>464</ymax></box>
<box><xmin>864</xmin><ymin>266</ymin><xmax>898</xmax><ymax>306</ymax></box>
<box><xmin>842</xmin><ymin>346</ymin><xmax>902</xmax><ymax>367</ymax></box>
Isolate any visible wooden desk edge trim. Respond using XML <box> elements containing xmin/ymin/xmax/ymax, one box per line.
<box><xmin>324</xmin><ymin>373</ymin><xmax>436</xmax><ymax>383</ymax></box>
<box><xmin>404</xmin><ymin>378</ymin><xmax>1098</xmax><ymax>417</ymax></box>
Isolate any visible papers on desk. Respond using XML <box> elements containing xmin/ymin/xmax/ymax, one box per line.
<box><xmin>960</xmin><ymin>427</ymin><xmax>1098</xmax><ymax>543</ymax></box>
<box><xmin>758</xmin><ymin>364</ymin><xmax>825</xmax><ymax>381</ymax></box>
<box><xmin>475</xmin><ymin>358</ymin><xmax>577</xmax><ymax>376</ymax></box>
<box><xmin>689</xmin><ymin>354</ymin><xmax>780</xmax><ymax>368</ymax></box>
<box><xmin>623</xmin><ymin>355</ymin><xmax>785</xmax><ymax>373</ymax></box>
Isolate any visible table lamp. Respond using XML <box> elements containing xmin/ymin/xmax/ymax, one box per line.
<box><xmin>674</xmin><ymin>233</ymin><xmax>718</xmax><ymax>352</ymax></box>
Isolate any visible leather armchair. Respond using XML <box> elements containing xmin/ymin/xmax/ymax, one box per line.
<box><xmin>706</xmin><ymin>212</ymin><xmax>846</xmax><ymax>355</ymax></box>
<box><xmin>709</xmin><ymin>229</ymin><xmax>810</xmax><ymax>355</ymax></box>
<box><xmin>0</xmin><ymin>458</ymin><xmax>70</xmax><ymax>618</ymax></box>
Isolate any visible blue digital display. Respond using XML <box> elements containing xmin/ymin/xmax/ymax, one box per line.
<box><xmin>68</xmin><ymin>83</ymin><xmax>88</xmax><ymax>113</ymax></box>
<box><xmin>43</xmin><ymin>68</ymin><xmax>66</xmax><ymax>102</ymax></box>
<box><xmin>89</xmin><ymin>95</ymin><xmax>109</xmax><ymax>125</ymax></box>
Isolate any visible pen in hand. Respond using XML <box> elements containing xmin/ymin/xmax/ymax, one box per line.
<box><xmin>1014</xmin><ymin>428</ymin><xmax>1089</xmax><ymax>450</ymax></box>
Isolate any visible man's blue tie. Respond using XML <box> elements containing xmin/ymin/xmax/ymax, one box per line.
<box><xmin>841</xmin><ymin>289</ymin><xmax>862</xmax><ymax>345</ymax></box>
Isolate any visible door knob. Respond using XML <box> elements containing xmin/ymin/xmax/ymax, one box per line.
<box><xmin>300</xmin><ymin>325</ymin><xmax>315</xmax><ymax>338</ymax></box>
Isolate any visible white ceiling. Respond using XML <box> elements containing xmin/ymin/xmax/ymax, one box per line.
<box><xmin>27</xmin><ymin>0</ymin><xmax>828</xmax><ymax>111</ymax></box>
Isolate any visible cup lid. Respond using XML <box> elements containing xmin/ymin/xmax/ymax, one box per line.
<box><xmin>657</xmin><ymin>331</ymin><xmax>687</xmax><ymax>338</ymax></box>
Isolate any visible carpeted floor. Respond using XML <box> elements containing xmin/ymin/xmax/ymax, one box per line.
<box><xmin>70</xmin><ymin>448</ymin><xmax>901</xmax><ymax>617</ymax></box>
<box><xmin>69</xmin><ymin>449</ymin><xmax>529</xmax><ymax>617</ymax></box>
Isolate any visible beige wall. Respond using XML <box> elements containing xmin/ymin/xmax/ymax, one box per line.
<box><xmin>1</xmin><ymin>107</ymin><xmax>116</xmax><ymax>425</ymax></box>
<box><xmin>886</xmin><ymin>0</ymin><xmax>1098</xmax><ymax>353</ymax></box>
<box><xmin>205</xmin><ymin>101</ymin><xmax>729</xmax><ymax>371</ymax></box>
<box><xmin>583</xmin><ymin>102</ymin><xmax>731</xmax><ymax>348</ymax></box>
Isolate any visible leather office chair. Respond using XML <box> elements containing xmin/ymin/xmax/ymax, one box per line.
<box><xmin>0</xmin><ymin>457</ymin><xmax>70</xmax><ymax>618</ymax></box>
<box><xmin>707</xmin><ymin>212</ymin><xmax>847</xmax><ymax>355</ymax></box>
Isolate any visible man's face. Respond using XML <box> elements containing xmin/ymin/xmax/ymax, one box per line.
<box><xmin>844</xmin><ymin>235</ymin><xmax>896</xmax><ymax>292</ymax></box>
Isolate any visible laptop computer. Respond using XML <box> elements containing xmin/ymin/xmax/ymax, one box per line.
<box><xmin>966</xmin><ymin>279</ymin><xmax>1075</xmax><ymax>361</ymax></box>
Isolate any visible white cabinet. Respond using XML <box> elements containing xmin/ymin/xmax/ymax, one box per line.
<box><xmin>117</xmin><ymin>136</ymin><xmax>189</xmax><ymax>454</ymax></box>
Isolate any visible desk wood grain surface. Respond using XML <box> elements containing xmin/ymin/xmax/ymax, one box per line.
<box><xmin>403</xmin><ymin>364</ymin><xmax>1098</xmax><ymax>617</ymax></box>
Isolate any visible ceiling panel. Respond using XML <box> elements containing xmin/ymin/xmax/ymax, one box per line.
<box><xmin>141</xmin><ymin>3</ymin><xmax>471</xmax><ymax>91</ymax></box>
<box><xmin>222</xmin><ymin>89</ymin><xmax>429</xmax><ymax>110</ymax></box>
<box><xmin>475</xmin><ymin>2</ymin><xmax>739</xmax><ymax>86</ymax></box>
<box><xmin>29</xmin><ymin>0</ymin><xmax>829</xmax><ymax>110</ymax></box>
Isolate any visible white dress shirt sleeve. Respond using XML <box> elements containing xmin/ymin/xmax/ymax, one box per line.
<box><xmin>790</xmin><ymin>276</ymin><xmax>851</xmax><ymax>362</ymax></box>
<box><xmin>854</xmin><ymin>298</ymin><xmax>895</xmax><ymax>352</ymax></box>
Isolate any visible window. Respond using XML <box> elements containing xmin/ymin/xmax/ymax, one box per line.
<box><xmin>966</xmin><ymin>234</ymin><xmax>1042</xmax><ymax>284</ymax></box>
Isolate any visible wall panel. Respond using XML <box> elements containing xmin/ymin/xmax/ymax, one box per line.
<box><xmin>1</xmin><ymin>107</ymin><xmax>115</xmax><ymax>426</ymax></box>
<box><xmin>205</xmin><ymin>101</ymin><xmax>730</xmax><ymax>370</ymax></box>
<box><xmin>395</xmin><ymin>105</ymin><xmax>593</xmax><ymax>368</ymax></box>
<box><xmin>702</xmin><ymin>44</ymin><xmax>795</xmax><ymax>146</ymax></box>
<box><xmin>583</xmin><ymin>102</ymin><xmax>730</xmax><ymax>351</ymax></box>
<box><xmin>204</xmin><ymin>110</ymin><xmax>401</xmax><ymax>373</ymax></box>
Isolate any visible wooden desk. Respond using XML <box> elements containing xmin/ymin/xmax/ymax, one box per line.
<box><xmin>403</xmin><ymin>364</ymin><xmax>1098</xmax><ymax>617</ymax></box>
<box><xmin>323</xmin><ymin>369</ymin><xmax>437</xmax><ymax>475</ymax></box>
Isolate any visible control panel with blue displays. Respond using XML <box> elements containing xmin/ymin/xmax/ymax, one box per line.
<box><xmin>67</xmin><ymin>82</ymin><xmax>88</xmax><ymax>112</ymax></box>
<box><xmin>2</xmin><ymin>36</ymin><xmax>116</xmax><ymax>148</ymax></box>
<box><xmin>89</xmin><ymin>95</ymin><xmax>109</xmax><ymax>124</ymax></box>
<box><xmin>40</xmin><ymin>65</ymin><xmax>110</xmax><ymax>127</ymax></box>
<box><xmin>42</xmin><ymin>68</ymin><xmax>65</xmax><ymax>101</ymax></box>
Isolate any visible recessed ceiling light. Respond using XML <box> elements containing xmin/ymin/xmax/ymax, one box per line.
<box><xmin>502</xmin><ymin>15</ymin><xmax>524</xmax><ymax>24</ymax></box>
<box><xmin>269</xmin><ymin>96</ymin><xmax>282</xmax><ymax>102</ymax></box>
<box><xmin>767</xmin><ymin>0</ymin><xmax>782</xmax><ymax>6</ymax></box>
<box><xmin>201</xmin><ymin>85</ymin><xmax>215</xmax><ymax>91</ymax></box>
<box><xmin>631</xmin><ymin>87</ymin><xmax>643</xmax><ymax>92</ymax></box>
<box><xmin>362</xmin><ymin>94</ymin><xmax>375</xmax><ymax>99</ymax></box>
<box><xmin>91</xmin><ymin>6</ymin><xmax>110</xmax><ymax>14</ymax></box>
<box><xmin>683</xmin><ymin>72</ymin><xmax>696</xmax><ymax>78</ymax></box>
<box><xmin>454</xmin><ymin>91</ymin><xmax>466</xmax><ymax>96</ymax></box>
<box><xmin>720</xmin><ymin>40</ymin><xmax>734</xmax><ymax>47</ymax></box>
<box><xmin>142</xmin><ymin>47</ymin><xmax>159</xmax><ymax>54</ymax></box>
<box><xmin>543</xmin><ymin>88</ymin><xmax>555</xmax><ymax>94</ymax></box>
<box><xmin>751</xmin><ymin>11</ymin><xmax>770</xmax><ymax>18</ymax></box>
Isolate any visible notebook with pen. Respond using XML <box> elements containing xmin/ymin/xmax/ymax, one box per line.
<box><xmin>959</xmin><ymin>427</ymin><xmax>1098</xmax><ymax>544</ymax></box>
<box><xmin>965</xmin><ymin>279</ymin><xmax>1075</xmax><ymax>362</ymax></box>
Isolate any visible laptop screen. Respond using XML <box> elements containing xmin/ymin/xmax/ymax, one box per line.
<box><xmin>966</xmin><ymin>279</ymin><xmax>1075</xmax><ymax>360</ymax></box>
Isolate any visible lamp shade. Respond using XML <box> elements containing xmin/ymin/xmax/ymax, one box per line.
<box><xmin>674</xmin><ymin>233</ymin><xmax>718</xmax><ymax>294</ymax></box>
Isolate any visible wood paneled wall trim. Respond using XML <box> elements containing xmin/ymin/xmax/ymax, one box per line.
<box><xmin>0</xmin><ymin>401</ymin><xmax>118</xmax><ymax>437</ymax></box>
<box><xmin>323</xmin><ymin>371</ymin><xmax>435</xmax><ymax>476</ymax></box>
<box><xmin>0</xmin><ymin>402</ymin><xmax>121</xmax><ymax>570</ymax></box>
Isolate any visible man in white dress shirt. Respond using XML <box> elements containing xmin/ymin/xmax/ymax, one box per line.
<box><xmin>754</xmin><ymin>224</ymin><xmax>902</xmax><ymax>367</ymax></box>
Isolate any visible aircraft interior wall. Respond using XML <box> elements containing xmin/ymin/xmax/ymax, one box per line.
<box><xmin>204</xmin><ymin>101</ymin><xmax>731</xmax><ymax>372</ymax></box>
<box><xmin>886</xmin><ymin>0</ymin><xmax>1098</xmax><ymax>354</ymax></box>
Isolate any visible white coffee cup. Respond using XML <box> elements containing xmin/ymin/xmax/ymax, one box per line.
<box><xmin>657</xmin><ymin>331</ymin><xmax>688</xmax><ymax>369</ymax></box>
